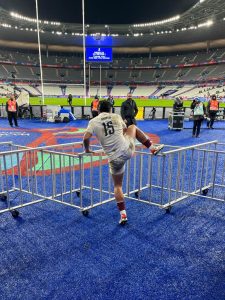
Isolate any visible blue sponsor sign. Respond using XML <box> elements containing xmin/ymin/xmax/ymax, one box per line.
<box><xmin>86</xmin><ymin>47</ymin><xmax>113</xmax><ymax>62</ymax></box>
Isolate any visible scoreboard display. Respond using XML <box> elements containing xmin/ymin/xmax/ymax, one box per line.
<box><xmin>85</xmin><ymin>36</ymin><xmax>113</xmax><ymax>63</ymax></box>
<box><xmin>86</xmin><ymin>47</ymin><xmax>113</xmax><ymax>62</ymax></box>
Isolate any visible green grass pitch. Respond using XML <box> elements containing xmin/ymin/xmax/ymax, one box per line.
<box><xmin>1</xmin><ymin>97</ymin><xmax>225</xmax><ymax>108</ymax></box>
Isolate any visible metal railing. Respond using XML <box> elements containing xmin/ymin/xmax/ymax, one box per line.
<box><xmin>0</xmin><ymin>140</ymin><xmax>224</xmax><ymax>218</ymax></box>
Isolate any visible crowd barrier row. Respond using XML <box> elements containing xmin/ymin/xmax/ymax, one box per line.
<box><xmin>0</xmin><ymin>140</ymin><xmax>224</xmax><ymax>219</ymax></box>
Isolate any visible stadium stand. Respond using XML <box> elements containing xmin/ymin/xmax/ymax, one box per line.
<box><xmin>1</xmin><ymin>48</ymin><xmax>225</xmax><ymax>99</ymax></box>
<box><xmin>36</xmin><ymin>85</ymin><xmax>62</xmax><ymax>96</ymax></box>
<box><xmin>66</xmin><ymin>86</ymin><xmax>85</xmax><ymax>97</ymax></box>
<box><xmin>132</xmin><ymin>86</ymin><xmax>158</xmax><ymax>97</ymax></box>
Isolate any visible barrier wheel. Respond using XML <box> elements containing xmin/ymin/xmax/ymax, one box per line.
<box><xmin>135</xmin><ymin>192</ymin><xmax>139</xmax><ymax>198</ymax></box>
<box><xmin>76</xmin><ymin>191</ymin><xmax>80</xmax><ymax>197</ymax></box>
<box><xmin>0</xmin><ymin>194</ymin><xmax>7</xmax><ymax>201</ymax></box>
<box><xmin>82</xmin><ymin>210</ymin><xmax>89</xmax><ymax>216</ymax></box>
<box><xmin>165</xmin><ymin>206</ymin><xmax>172</xmax><ymax>213</ymax></box>
<box><xmin>202</xmin><ymin>188</ymin><xmax>209</xmax><ymax>196</ymax></box>
<box><xmin>11</xmin><ymin>210</ymin><xmax>19</xmax><ymax>218</ymax></box>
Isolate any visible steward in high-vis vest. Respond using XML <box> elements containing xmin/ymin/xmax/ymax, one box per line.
<box><xmin>91</xmin><ymin>96</ymin><xmax>100</xmax><ymax>118</ymax></box>
<box><xmin>207</xmin><ymin>95</ymin><xmax>219</xmax><ymax>129</ymax></box>
<box><xmin>6</xmin><ymin>95</ymin><xmax>19</xmax><ymax>127</ymax></box>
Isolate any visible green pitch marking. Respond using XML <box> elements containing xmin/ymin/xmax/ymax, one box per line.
<box><xmin>54</xmin><ymin>128</ymin><xmax>86</xmax><ymax>135</ymax></box>
<box><xmin>34</xmin><ymin>152</ymin><xmax>107</xmax><ymax>171</ymax></box>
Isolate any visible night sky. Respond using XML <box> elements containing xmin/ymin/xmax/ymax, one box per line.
<box><xmin>0</xmin><ymin>0</ymin><xmax>198</xmax><ymax>24</ymax></box>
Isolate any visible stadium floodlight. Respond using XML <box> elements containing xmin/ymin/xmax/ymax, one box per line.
<box><xmin>11</xmin><ymin>12</ymin><xmax>40</xmax><ymax>23</ymax></box>
<box><xmin>1</xmin><ymin>23</ymin><xmax>12</xmax><ymax>28</ymax></box>
<box><xmin>133</xmin><ymin>15</ymin><xmax>180</xmax><ymax>28</ymax></box>
<box><xmin>10</xmin><ymin>11</ymin><xmax>61</xmax><ymax>26</ymax></box>
<box><xmin>198</xmin><ymin>20</ymin><xmax>213</xmax><ymax>27</ymax></box>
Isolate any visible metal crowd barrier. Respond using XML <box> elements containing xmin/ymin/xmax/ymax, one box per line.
<box><xmin>0</xmin><ymin>142</ymin><xmax>84</xmax><ymax>217</ymax></box>
<box><xmin>0</xmin><ymin>140</ymin><xmax>224</xmax><ymax>218</ymax></box>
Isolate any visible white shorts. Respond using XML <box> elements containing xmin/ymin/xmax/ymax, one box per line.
<box><xmin>109</xmin><ymin>135</ymin><xmax>135</xmax><ymax>175</ymax></box>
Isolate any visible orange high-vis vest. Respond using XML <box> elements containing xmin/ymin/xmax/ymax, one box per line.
<box><xmin>7</xmin><ymin>100</ymin><xmax>17</xmax><ymax>112</ymax></box>
<box><xmin>209</xmin><ymin>99</ymin><xmax>219</xmax><ymax>111</ymax></box>
<box><xmin>92</xmin><ymin>99</ymin><xmax>99</xmax><ymax>111</ymax></box>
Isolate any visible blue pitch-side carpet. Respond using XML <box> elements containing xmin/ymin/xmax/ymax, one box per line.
<box><xmin>0</xmin><ymin>119</ymin><xmax>225</xmax><ymax>300</ymax></box>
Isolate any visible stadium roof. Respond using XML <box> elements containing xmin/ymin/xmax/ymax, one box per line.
<box><xmin>0</xmin><ymin>0</ymin><xmax>225</xmax><ymax>53</ymax></box>
<box><xmin>0</xmin><ymin>0</ymin><xmax>198</xmax><ymax>25</ymax></box>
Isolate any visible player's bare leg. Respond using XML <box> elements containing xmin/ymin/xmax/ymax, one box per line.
<box><xmin>126</xmin><ymin>125</ymin><xmax>164</xmax><ymax>155</ymax></box>
<box><xmin>112</xmin><ymin>173</ymin><xmax>127</xmax><ymax>225</ymax></box>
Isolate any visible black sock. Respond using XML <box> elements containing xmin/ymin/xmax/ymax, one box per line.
<box><xmin>117</xmin><ymin>202</ymin><xmax>125</xmax><ymax>211</ymax></box>
<box><xmin>143</xmin><ymin>139</ymin><xmax>151</xmax><ymax>148</ymax></box>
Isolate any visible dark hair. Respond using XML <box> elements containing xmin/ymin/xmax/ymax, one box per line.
<box><xmin>211</xmin><ymin>95</ymin><xmax>216</xmax><ymax>100</ymax></box>
<box><xmin>99</xmin><ymin>100</ymin><xmax>111</xmax><ymax>113</ymax></box>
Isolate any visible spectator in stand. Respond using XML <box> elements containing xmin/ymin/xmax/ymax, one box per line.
<box><xmin>91</xmin><ymin>95</ymin><xmax>100</xmax><ymax>118</ymax></box>
<box><xmin>6</xmin><ymin>95</ymin><xmax>19</xmax><ymax>127</ymax></box>
<box><xmin>207</xmin><ymin>95</ymin><xmax>219</xmax><ymax>129</ymax></box>
<box><xmin>191</xmin><ymin>98</ymin><xmax>206</xmax><ymax>138</ymax></box>
<box><xmin>121</xmin><ymin>93</ymin><xmax>138</xmax><ymax>127</ymax></box>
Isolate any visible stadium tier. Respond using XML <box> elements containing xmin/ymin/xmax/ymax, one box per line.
<box><xmin>1</xmin><ymin>48</ymin><xmax>225</xmax><ymax>87</ymax></box>
<box><xmin>1</xmin><ymin>82</ymin><xmax>225</xmax><ymax>100</ymax></box>
<box><xmin>1</xmin><ymin>47</ymin><xmax>225</xmax><ymax>66</ymax></box>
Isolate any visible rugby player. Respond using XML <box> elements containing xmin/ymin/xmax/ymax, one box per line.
<box><xmin>83</xmin><ymin>100</ymin><xmax>164</xmax><ymax>225</ymax></box>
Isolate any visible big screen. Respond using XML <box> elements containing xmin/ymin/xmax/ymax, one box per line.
<box><xmin>86</xmin><ymin>47</ymin><xmax>113</xmax><ymax>63</ymax></box>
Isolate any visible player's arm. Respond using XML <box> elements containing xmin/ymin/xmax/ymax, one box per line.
<box><xmin>83</xmin><ymin>131</ymin><xmax>93</xmax><ymax>153</ymax></box>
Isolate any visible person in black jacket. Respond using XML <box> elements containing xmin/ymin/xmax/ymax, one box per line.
<box><xmin>67</xmin><ymin>94</ymin><xmax>73</xmax><ymax>106</ymax></box>
<box><xmin>121</xmin><ymin>93</ymin><xmax>138</xmax><ymax>127</ymax></box>
<box><xmin>107</xmin><ymin>95</ymin><xmax>115</xmax><ymax>112</ymax></box>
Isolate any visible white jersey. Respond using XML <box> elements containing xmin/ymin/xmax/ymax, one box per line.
<box><xmin>86</xmin><ymin>112</ymin><xmax>129</xmax><ymax>161</ymax></box>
